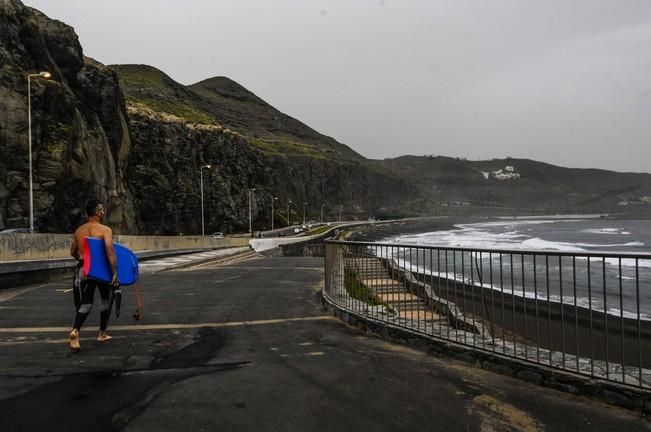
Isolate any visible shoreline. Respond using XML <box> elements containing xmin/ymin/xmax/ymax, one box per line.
<box><xmin>347</xmin><ymin>214</ymin><xmax>651</xmax><ymax>254</ymax></box>
<box><xmin>348</xmin><ymin>216</ymin><xmax>466</xmax><ymax>242</ymax></box>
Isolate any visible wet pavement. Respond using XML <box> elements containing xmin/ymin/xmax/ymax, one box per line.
<box><xmin>0</xmin><ymin>256</ymin><xmax>648</xmax><ymax>431</ymax></box>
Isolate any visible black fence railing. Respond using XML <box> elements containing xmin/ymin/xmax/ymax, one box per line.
<box><xmin>324</xmin><ymin>240</ymin><xmax>651</xmax><ymax>389</ymax></box>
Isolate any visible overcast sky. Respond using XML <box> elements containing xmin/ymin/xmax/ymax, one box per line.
<box><xmin>25</xmin><ymin>0</ymin><xmax>651</xmax><ymax>173</ymax></box>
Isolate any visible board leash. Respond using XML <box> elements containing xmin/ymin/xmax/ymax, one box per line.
<box><xmin>133</xmin><ymin>281</ymin><xmax>144</xmax><ymax>321</ymax></box>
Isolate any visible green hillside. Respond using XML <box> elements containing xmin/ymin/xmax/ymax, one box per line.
<box><xmin>111</xmin><ymin>65</ymin><xmax>364</xmax><ymax>162</ymax></box>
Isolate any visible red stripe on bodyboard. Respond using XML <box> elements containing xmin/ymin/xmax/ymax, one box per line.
<box><xmin>83</xmin><ymin>237</ymin><xmax>91</xmax><ymax>277</ymax></box>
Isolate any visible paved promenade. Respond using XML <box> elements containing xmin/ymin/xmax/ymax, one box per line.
<box><xmin>0</xmin><ymin>254</ymin><xmax>648</xmax><ymax>431</ymax></box>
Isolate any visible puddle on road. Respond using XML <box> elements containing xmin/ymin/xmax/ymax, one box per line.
<box><xmin>0</xmin><ymin>328</ymin><xmax>248</xmax><ymax>432</ymax></box>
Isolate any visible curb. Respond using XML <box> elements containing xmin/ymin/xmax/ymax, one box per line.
<box><xmin>158</xmin><ymin>249</ymin><xmax>256</xmax><ymax>271</ymax></box>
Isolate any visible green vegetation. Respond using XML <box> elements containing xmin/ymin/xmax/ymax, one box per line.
<box><xmin>112</xmin><ymin>64</ymin><xmax>217</xmax><ymax>125</ymax></box>
<box><xmin>250</xmin><ymin>138</ymin><xmax>327</xmax><ymax>159</ymax></box>
<box><xmin>47</xmin><ymin>143</ymin><xmax>64</xmax><ymax>153</ymax></box>
<box><xmin>113</xmin><ymin>64</ymin><xmax>168</xmax><ymax>91</ymax></box>
<box><xmin>128</xmin><ymin>97</ymin><xmax>216</xmax><ymax>124</ymax></box>
<box><xmin>45</xmin><ymin>122</ymin><xmax>70</xmax><ymax>153</ymax></box>
<box><xmin>345</xmin><ymin>272</ymin><xmax>382</xmax><ymax>305</ymax></box>
<box><xmin>345</xmin><ymin>272</ymin><xmax>396</xmax><ymax>313</ymax></box>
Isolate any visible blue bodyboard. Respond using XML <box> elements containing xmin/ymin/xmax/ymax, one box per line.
<box><xmin>83</xmin><ymin>237</ymin><xmax>139</xmax><ymax>285</ymax></box>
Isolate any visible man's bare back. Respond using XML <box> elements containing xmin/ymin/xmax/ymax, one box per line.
<box><xmin>70</xmin><ymin>201</ymin><xmax>118</xmax><ymax>286</ymax></box>
<box><xmin>71</xmin><ymin>221</ymin><xmax>114</xmax><ymax>261</ymax></box>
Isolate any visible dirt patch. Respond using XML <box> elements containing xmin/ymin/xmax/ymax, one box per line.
<box><xmin>471</xmin><ymin>394</ymin><xmax>543</xmax><ymax>432</ymax></box>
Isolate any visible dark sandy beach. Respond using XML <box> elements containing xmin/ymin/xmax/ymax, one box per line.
<box><xmin>347</xmin><ymin>216</ymin><xmax>465</xmax><ymax>242</ymax></box>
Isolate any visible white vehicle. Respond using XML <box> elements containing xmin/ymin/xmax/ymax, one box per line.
<box><xmin>211</xmin><ymin>232</ymin><xmax>224</xmax><ymax>239</ymax></box>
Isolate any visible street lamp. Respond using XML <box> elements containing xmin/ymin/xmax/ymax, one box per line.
<box><xmin>248</xmin><ymin>188</ymin><xmax>256</xmax><ymax>235</ymax></box>
<box><xmin>287</xmin><ymin>200</ymin><xmax>293</xmax><ymax>227</ymax></box>
<box><xmin>338</xmin><ymin>204</ymin><xmax>343</xmax><ymax>222</ymax></box>
<box><xmin>302</xmin><ymin>202</ymin><xmax>307</xmax><ymax>225</ymax></box>
<box><xmin>271</xmin><ymin>196</ymin><xmax>278</xmax><ymax>230</ymax></box>
<box><xmin>27</xmin><ymin>71</ymin><xmax>51</xmax><ymax>232</ymax></box>
<box><xmin>200</xmin><ymin>164</ymin><xmax>211</xmax><ymax>236</ymax></box>
<box><xmin>320</xmin><ymin>204</ymin><xmax>325</xmax><ymax>223</ymax></box>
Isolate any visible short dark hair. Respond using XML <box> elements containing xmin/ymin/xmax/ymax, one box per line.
<box><xmin>85</xmin><ymin>199</ymin><xmax>103</xmax><ymax>217</ymax></box>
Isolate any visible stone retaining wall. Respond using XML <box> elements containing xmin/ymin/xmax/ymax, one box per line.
<box><xmin>0</xmin><ymin>233</ymin><xmax>248</xmax><ymax>261</ymax></box>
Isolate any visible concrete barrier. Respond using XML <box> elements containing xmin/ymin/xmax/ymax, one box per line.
<box><xmin>0</xmin><ymin>233</ymin><xmax>249</xmax><ymax>261</ymax></box>
<box><xmin>250</xmin><ymin>236</ymin><xmax>316</xmax><ymax>252</ymax></box>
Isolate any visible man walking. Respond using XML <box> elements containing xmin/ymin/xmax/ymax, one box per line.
<box><xmin>69</xmin><ymin>199</ymin><xmax>118</xmax><ymax>352</ymax></box>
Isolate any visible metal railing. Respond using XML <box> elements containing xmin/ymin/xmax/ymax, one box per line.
<box><xmin>324</xmin><ymin>240</ymin><xmax>651</xmax><ymax>389</ymax></box>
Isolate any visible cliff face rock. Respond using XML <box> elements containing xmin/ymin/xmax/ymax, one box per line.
<box><xmin>124</xmin><ymin>106</ymin><xmax>413</xmax><ymax>234</ymax></box>
<box><xmin>0</xmin><ymin>1</ymin><xmax>414</xmax><ymax>234</ymax></box>
<box><xmin>0</xmin><ymin>0</ymin><xmax>137</xmax><ymax>232</ymax></box>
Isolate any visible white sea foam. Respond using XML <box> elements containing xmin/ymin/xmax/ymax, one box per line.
<box><xmin>578</xmin><ymin>256</ymin><xmax>651</xmax><ymax>269</ymax></box>
<box><xmin>582</xmin><ymin>228</ymin><xmax>630</xmax><ymax>235</ymax></box>
<box><xmin>521</xmin><ymin>238</ymin><xmax>645</xmax><ymax>251</ymax></box>
<box><xmin>496</xmin><ymin>214</ymin><xmax>605</xmax><ymax>220</ymax></box>
<box><xmin>456</xmin><ymin>219</ymin><xmax>582</xmax><ymax>230</ymax></box>
<box><xmin>384</xmin><ymin>218</ymin><xmax>647</xmax><ymax>254</ymax></box>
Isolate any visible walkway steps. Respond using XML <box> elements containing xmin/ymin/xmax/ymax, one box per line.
<box><xmin>347</xmin><ymin>257</ymin><xmax>442</xmax><ymax>322</ymax></box>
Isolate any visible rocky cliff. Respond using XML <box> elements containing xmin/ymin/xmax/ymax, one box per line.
<box><xmin>0</xmin><ymin>1</ymin><xmax>413</xmax><ymax>234</ymax></box>
<box><xmin>0</xmin><ymin>0</ymin><xmax>137</xmax><ymax>232</ymax></box>
<box><xmin>123</xmin><ymin>103</ymin><xmax>411</xmax><ymax>234</ymax></box>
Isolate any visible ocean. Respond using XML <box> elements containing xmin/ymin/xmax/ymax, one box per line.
<box><xmin>383</xmin><ymin>216</ymin><xmax>651</xmax><ymax>254</ymax></box>
<box><xmin>379</xmin><ymin>216</ymin><xmax>651</xmax><ymax>319</ymax></box>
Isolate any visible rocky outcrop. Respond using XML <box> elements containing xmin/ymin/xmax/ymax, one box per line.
<box><xmin>124</xmin><ymin>107</ymin><xmax>413</xmax><ymax>234</ymax></box>
<box><xmin>0</xmin><ymin>0</ymin><xmax>137</xmax><ymax>233</ymax></box>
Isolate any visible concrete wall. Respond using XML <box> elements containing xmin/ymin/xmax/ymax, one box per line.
<box><xmin>0</xmin><ymin>233</ymin><xmax>249</xmax><ymax>261</ymax></box>
<box><xmin>249</xmin><ymin>236</ymin><xmax>319</xmax><ymax>252</ymax></box>
<box><xmin>250</xmin><ymin>226</ymin><xmax>339</xmax><ymax>252</ymax></box>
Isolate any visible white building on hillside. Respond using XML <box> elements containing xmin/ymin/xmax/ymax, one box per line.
<box><xmin>481</xmin><ymin>165</ymin><xmax>521</xmax><ymax>180</ymax></box>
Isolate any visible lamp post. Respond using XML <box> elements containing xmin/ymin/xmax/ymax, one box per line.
<box><xmin>271</xmin><ymin>196</ymin><xmax>278</xmax><ymax>230</ymax></box>
<box><xmin>248</xmin><ymin>188</ymin><xmax>256</xmax><ymax>235</ymax></box>
<box><xmin>287</xmin><ymin>200</ymin><xmax>292</xmax><ymax>227</ymax></box>
<box><xmin>338</xmin><ymin>204</ymin><xmax>343</xmax><ymax>222</ymax></box>
<box><xmin>320</xmin><ymin>204</ymin><xmax>325</xmax><ymax>223</ymax></box>
<box><xmin>27</xmin><ymin>71</ymin><xmax>51</xmax><ymax>232</ymax></box>
<box><xmin>303</xmin><ymin>202</ymin><xmax>307</xmax><ymax>225</ymax></box>
<box><xmin>200</xmin><ymin>164</ymin><xmax>211</xmax><ymax>236</ymax></box>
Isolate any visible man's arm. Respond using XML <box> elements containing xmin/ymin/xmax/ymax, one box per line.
<box><xmin>103</xmin><ymin>228</ymin><xmax>119</xmax><ymax>286</ymax></box>
<box><xmin>70</xmin><ymin>232</ymin><xmax>79</xmax><ymax>260</ymax></box>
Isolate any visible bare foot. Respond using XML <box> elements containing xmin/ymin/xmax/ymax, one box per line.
<box><xmin>97</xmin><ymin>332</ymin><xmax>113</xmax><ymax>343</ymax></box>
<box><xmin>69</xmin><ymin>329</ymin><xmax>80</xmax><ymax>352</ymax></box>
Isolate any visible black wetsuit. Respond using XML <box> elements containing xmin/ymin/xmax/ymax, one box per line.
<box><xmin>72</xmin><ymin>260</ymin><xmax>111</xmax><ymax>331</ymax></box>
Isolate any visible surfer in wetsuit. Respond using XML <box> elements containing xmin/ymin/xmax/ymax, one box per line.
<box><xmin>69</xmin><ymin>199</ymin><xmax>118</xmax><ymax>352</ymax></box>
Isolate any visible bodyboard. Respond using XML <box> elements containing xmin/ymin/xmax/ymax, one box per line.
<box><xmin>83</xmin><ymin>237</ymin><xmax>139</xmax><ymax>285</ymax></box>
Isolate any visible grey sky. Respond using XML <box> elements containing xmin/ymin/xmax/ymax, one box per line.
<box><xmin>25</xmin><ymin>0</ymin><xmax>651</xmax><ymax>173</ymax></box>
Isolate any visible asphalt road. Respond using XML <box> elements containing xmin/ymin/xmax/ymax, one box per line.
<box><xmin>0</xmin><ymin>256</ymin><xmax>648</xmax><ymax>431</ymax></box>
